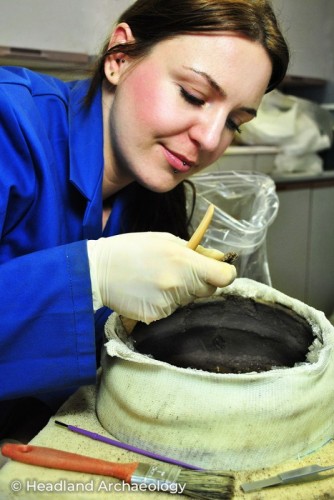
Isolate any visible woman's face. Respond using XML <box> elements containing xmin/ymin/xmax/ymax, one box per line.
<box><xmin>106</xmin><ymin>31</ymin><xmax>272</xmax><ymax>193</ymax></box>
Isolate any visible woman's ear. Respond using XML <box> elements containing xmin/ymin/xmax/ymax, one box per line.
<box><xmin>104</xmin><ymin>22</ymin><xmax>135</xmax><ymax>86</ymax></box>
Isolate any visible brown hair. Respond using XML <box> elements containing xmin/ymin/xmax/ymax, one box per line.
<box><xmin>87</xmin><ymin>0</ymin><xmax>289</xmax><ymax>102</ymax></box>
<box><xmin>87</xmin><ymin>0</ymin><xmax>289</xmax><ymax>238</ymax></box>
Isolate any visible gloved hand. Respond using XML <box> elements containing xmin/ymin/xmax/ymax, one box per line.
<box><xmin>87</xmin><ymin>232</ymin><xmax>236</xmax><ymax>324</ymax></box>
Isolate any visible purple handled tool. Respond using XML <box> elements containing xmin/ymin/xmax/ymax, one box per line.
<box><xmin>55</xmin><ymin>420</ymin><xmax>203</xmax><ymax>470</ymax></box>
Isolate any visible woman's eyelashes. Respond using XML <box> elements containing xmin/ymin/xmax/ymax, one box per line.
<box><xmin>226</xmin><ymin>118</ymin><xmax>241</xmax><ymax>134</ymax></box>
<box><xmin>179</xmin><ymin>85</ymin><xmax>242</xmax><ymax>134</ymax></box>
<box><xmin>179</xmin><ymin>86</ymin><xmax>205</xmax><ymax>107</ymax></box>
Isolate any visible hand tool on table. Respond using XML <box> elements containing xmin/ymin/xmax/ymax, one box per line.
<box><xmin>241</xmin><ymin>463</ymin><xmax>334</xmax><ymax>492</ymax></box>
<box><xmin>55</xmin><ymin>419</ymin><xmax>202</xmax><ymax>470</ymax></box>
<box><xmin>1</xmin><ymin>442</ymin><xmax>234</xmax><ymax>499</ymax></box>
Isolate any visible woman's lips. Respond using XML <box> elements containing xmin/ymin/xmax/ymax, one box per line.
<box><xmin>162</xmin><ymin>147</ymin><xmax>195</xmax><ymax>173</ymax></box>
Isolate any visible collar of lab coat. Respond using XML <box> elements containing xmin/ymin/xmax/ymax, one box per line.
<box><xmin>68</xmin><ymin>78</ymin><xmax>103</xmax><ymax>202</ymax></box>
<box><xmin>68</xmin><ymin>79</ymin><xmax>104</xmax><ymax>239</ymax></box>
<box><xmin>67</xmin><ymin>78</ymin><xmax>130</xmax><ymax>240</ymax></box>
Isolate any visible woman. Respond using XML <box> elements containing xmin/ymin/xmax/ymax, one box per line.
<box><xmin>0</xmin><ymin>0</ymin><xmax>289</xmax><ymax>426</ymax></box>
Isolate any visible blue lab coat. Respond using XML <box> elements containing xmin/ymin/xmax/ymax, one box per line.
<box><xmin>0</xmin><ymin>66</ymin><xmax>126</xmax><ymax>405</ymax></box>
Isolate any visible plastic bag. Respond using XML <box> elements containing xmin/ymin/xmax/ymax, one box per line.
<box><xmin>236</xmin><ymin>90</ymin><xmax>333</xmax><ymax>175</ymax></box>
<box><xmin>189</xmin><ymin>171</ymin><xmax>278</xmax><ymax>285</ymax></box>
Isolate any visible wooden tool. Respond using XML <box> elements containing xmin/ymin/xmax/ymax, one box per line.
<box><xmin>121</xmin><ymin>204</ymin><xmax>215</xmax><ymax>334</ymax></box>
<box><xmin>121</xmin><ymin>204</ymin><xmax>237</xmax><ymax>334</ymax></box>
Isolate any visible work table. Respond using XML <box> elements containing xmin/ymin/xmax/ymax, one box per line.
<box><xmin>0</xmin><ymin>383</ymin><xmax>334</xmax><ymax>499</ymax></box>
<box><xmin>272</xmin><ymin>168</ymin><xmax>334</xmax><ymax>188</ymax></box>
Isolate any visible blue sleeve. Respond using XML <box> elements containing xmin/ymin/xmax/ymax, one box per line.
<box><xmin>0</xmin><ymin>240</ymin><xmax>97</xmax><ymax>400</ymax></box>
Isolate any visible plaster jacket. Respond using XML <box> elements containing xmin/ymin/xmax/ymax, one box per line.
<box><xmin>0</xmin><ymin>66</ymin><xmax>125</xmax><ymax>402</ymax></box>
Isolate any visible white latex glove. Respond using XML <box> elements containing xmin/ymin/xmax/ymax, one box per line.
<box><xmin>87</xmin><ymin>232</ymin><xmax>236</xmax><ymax>324</ymax></box>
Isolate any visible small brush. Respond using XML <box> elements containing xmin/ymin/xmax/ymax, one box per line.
<box><xmin>1</xmin><ymin>443</ymin><xmax>235</xmax><ymax>499</ymax></box>
<box><xmin>55</xmin><ymin>420</ymin><xmax>202</xmax><ymax>470</ymax></box>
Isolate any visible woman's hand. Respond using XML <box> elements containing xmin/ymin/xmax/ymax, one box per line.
<box><xmin>87</xmin><ymin>233</ymin><xmax>236</xmax><ymax>324</ymax></box>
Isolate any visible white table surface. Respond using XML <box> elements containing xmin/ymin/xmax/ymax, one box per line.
<box><xmin>1</xmin><ymin>384</ymin><xmax>334</xmax><ymax>500</ymax></box>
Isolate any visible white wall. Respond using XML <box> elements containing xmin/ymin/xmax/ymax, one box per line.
<box><xmin>271</xmin><ymin>0</ymin><xmax>334</xmax><ymax>80</ymax></box>
<box><xmin>1</xmin><ymin>0</ymin><xmax>334</xmax><ymax>81</ymax></box>
<box><xmin>0</xmin><ymin>0</ymin><xmax>132</xmax><ymax>55</ymax></box>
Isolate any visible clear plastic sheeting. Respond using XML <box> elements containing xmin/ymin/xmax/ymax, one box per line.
<box><xmin>190</xmin><ymin>171</ymin><xmax>279</xmax><ymax>285</ymax></box>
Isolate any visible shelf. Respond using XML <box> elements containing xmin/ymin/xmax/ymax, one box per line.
<box><xmin>0</xmin><ymin>45</ymin><xmax>95</xmax><ymax>80</ymax></box>
<box><xmin>280</xmin><ymin>75</ymin><xmax>327</xmax><ymax>88</ymax></box>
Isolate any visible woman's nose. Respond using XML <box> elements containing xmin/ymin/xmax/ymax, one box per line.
<box><xmin>189</xmin><ymin>110</ymin><xmax>228</xmax><ymax>153</ymax></box>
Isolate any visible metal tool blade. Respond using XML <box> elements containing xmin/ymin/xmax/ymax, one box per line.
<box><xmin>241</xmin><ymin>475</ymin><xmax>282</xmax><ymax>492</ymax></box>
<box><xmin>241</xmin><ymin>464</ymin><xmax>334</xmax><ymax>493</ymax></box>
